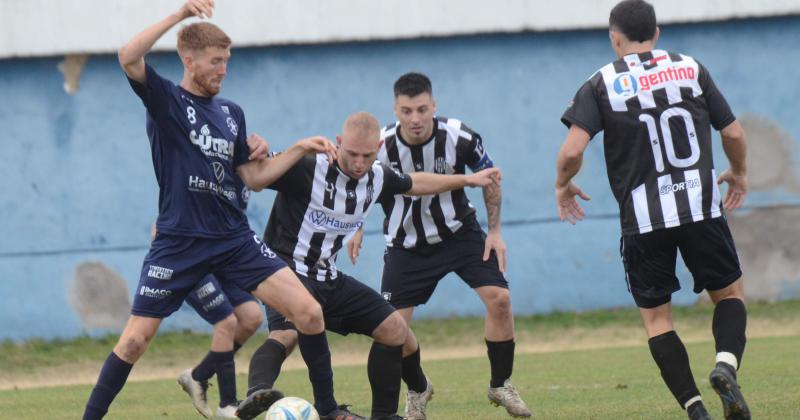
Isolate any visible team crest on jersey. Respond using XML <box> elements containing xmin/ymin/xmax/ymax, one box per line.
<box><xmin>220</xmin><ymin>105</ymin><xmax>230</xmax><ymax>114</ymax></box>
<box><xmin>212</xmin><ymin>162</ymin><xmax>225</xmax><ymax>184</ymax></box>
<box><xmin>434</xmin><ymin>157</ymin><xmax>453</xmax><ymax>174</ymax></box>
<box><xmin>613</xmin><ymin>73</ymin><xmax>639</xmax><ymax>97</ymax></box>
<box><xmin>226</xmin><ymin>117</ymin><xmax>238</xmax><ymax>136</ymax></box>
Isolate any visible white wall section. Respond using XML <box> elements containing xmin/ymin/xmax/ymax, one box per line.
<box><xmin>2</xmin><ymin>0</ymin><xmax>799</xmax><ymax>58</ymax></box>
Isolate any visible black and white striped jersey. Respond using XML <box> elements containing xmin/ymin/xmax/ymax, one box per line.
<box><xmin>263</xmin><ymin>154</ymin><xmax>412</xmax><ymax>281</ymax></box>
<box><xmin>378</xmin><ymin>116</ymin><xmax>494</xmax><ymax>248</ymax></box>
<box><xmin>561</xmin><ymin>49</ymin><xmax>736</xmax><ymax>235</ymax></box>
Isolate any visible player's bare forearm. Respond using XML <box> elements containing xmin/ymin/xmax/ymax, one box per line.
<box><xmin>237</xmin><ymin>145</ymin><xmax>306</xmax><ymax>190</ymax></box>
<box><xmin>118</xmin><ymin>10</ymin><xmax>189</xmax><ymax>82</ymax></box>
<box><xmin>407</xmin><ymin>168</ymin><xmax>499</xmax><ymax>196</ymax></box>
<box><xmin>720</xmin><ymin>120</ymin><xmax>747</xmax><ymax>175</ymax></box>
<box><xmin>483</xmin><ymin>182</ymin><xmax>502</xmax><ymax>232</ymax></box>
<box><xmin>407</xmin><ymin>172</ymin><xmax>468</xmax><ymax>196</ymax></box>
<box><xmin>555</xmin><ymin>125</ymin><xmax>591</xmax><ymax>188</ymax></box>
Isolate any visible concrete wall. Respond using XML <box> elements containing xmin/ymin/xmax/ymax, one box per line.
<box><xmin>3</xmin><ymin>0</ymin><xmax>800</xmax><ymax>58</ymax></box>
<box><xmin>1</xmin><ymin>17</ymin><xmax>799</xmax><ymax>341</ymax></box>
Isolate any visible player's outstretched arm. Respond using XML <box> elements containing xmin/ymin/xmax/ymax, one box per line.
<box><xmin>406</xmin><ymin>167</ymin><xmax>501</xmax><ymax>196</ymax></box>
<box><xmin>237</xmin><ymin>136</ymin><xmax>336</xmax><ymax>190</ymax></box>
<box><xmin>717</xmin><ymin>120</ymin><xmax>748</xmax><ymax>210</ymax></box>
<box><xmin>555</xmin><ymin>125</ymin><xmax>592</xmax><ymax>225</ymax></box>
<box><xmin>118</xmin><ymin>0</ymin><xmax>215</xmax><ymax>83</ymax></box>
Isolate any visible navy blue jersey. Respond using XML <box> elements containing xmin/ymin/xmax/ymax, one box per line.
<box><xmin>128</xmin><ymin>64</ymin><xmax>251</xmax><ymax>238</ymax></box>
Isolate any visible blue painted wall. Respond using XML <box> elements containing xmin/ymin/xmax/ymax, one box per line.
<box><xmin>2</xmin><ymin>17</ymin><xmax>799</xmax><ymax>340</ymax></box>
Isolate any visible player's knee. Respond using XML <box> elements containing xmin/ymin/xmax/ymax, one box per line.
<box><xmin>114</xmin><ymin>332</ymin><xmax>152</xmax><ymax>362</ymax></box>
<box><xmin>269</xmin><ymin>329</ymin><xmax>299</xmax><ymax>353</ymax></box>
<box><xmin>486</xmin><ymin>288</ymin><xmax>512</xmax><ymax>317</ymax></box>
<box><xmin>292</xmin><ymin>302</ymin><xmax>324</xmax><ymax>334</ymax></box>
<box><xmin>238</xmin><ymin>310</ymin><xmax>264</xmax><ymax>336</ymax></box>
<box><xmin>373</xmin><ymin>312</ymin><xmax>408</xmax><ymax>347</ymax></box>
<box><xmin>215</xmin><ymin>314</ymin><xmax>239</xmax><ymax>337</ymax></box>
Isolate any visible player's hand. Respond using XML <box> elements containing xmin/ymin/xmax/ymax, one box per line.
<box><xmin>467</xmin><ymin>168</ymin><xmax>502</xmax><ymax>187</ymax></box>
<box><xmin>247</xmin><ymin>133</ymin><xmax>269</xmax><ymax>161</ymax></box>
<box><xmin>556</xmin><ymin>182</ymin><xmax>590</xmax><ymax>225</ymax></box>
<box><xmin>483</xmin><ymin>230</ymin><xmax>507</xmax><ymax>273</ymax></box>
<box><xmin>717</xmin><ymin>169</ymin><xmax>748</xmax><ymax>210</ymax></box>
<box><xmin>347</xmin><ymin>228</ymin><xmax>364</xmax><ymax>264</ymax></box>
<box><xmin>180</xmin><ymin>0</ymin><xmax>215</xmax><ymax>19</ymax></box>
<box><xmin>297</xmin><ymin>136</ymin><xmax>337</xmax><ymax>163</ymax></box>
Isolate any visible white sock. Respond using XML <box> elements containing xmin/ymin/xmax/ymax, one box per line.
<box><xmin>716</xmin><ymin>351</ymin><xmax>738</xmax><ymax>370</ymax></box>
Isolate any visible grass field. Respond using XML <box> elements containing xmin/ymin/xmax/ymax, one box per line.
<box><xmin>2</xmin><ymin>301</ymin><xmax>799</xmax><ymax>419</ymax></box>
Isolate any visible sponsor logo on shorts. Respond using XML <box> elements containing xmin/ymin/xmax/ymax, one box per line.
<box><xmin>307</xmin><ymin>210</ymin><xmax>363</xmax><ymax>233</ymax></box>
<box><xmin>139</xmin><ymin>286</ymin><xmax>172</xmax><ymax>299</ymax></box>
<box><xmin>381</xmin><ymin>292</ymin><xmax>392</xmax><ymax>301</ymax></box>
<box><xmin>660</xmin><ymin>179</ymin><xmax>700</xmax><ymax>195</ymax></box>
<box><xmin>202</xmin><ymin>294</ymin><xmax>225</xmax><ymax>312</ymax></box>
<box><xmin>195</xmin><ymin>282</ymin><xmax>217</xmax><ymax>299</ymax></box>
<box><xmin>147</xmin><ymin>265</ymin><xmax>173</xmax><ymax>280</ymax></box>
<box><xmin>252</xmin><ymin>234</ymin><xmax>277</xmax><ymax>258</ymax></box>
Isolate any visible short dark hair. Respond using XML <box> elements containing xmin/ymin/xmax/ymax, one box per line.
<box><xmin>393</xmin><ymin>72</ymin><xmax>432</xmax><ymax>98</ymax></box>
<box><xmin>609</xmin><ymin>0</ymin><xmax>657</xmax><ymax>43</ymax></box>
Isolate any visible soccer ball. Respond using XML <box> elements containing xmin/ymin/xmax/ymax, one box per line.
<box><xmin>264</xmin><ymin>396</ymin><xmax>319</xmax><ymax>420</ymax></box>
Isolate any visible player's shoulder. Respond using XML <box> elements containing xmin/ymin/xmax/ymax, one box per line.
<box><xmin>436</xmin><ymin>115</ymin><xmax>479</xmax><ymax>142</ymax></box>
<box><xmin>213</xmin><ymin>97</ymin><xmax>244</xmax><ymax>116</ymax></box>
<box><xmin>380</xmin><ymin>121</ymin><xmax>399</xmax><ymax>141</ymax></box>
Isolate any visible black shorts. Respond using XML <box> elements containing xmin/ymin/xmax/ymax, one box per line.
<box><xmin>265</xmin><ymin>271</ymin><xmax>395</xmax><ymax>337</ymax></box>
<box><xmin>381</xmin><ymin>218</ymin><xmax>507</xmax><ymax>309</ymax></box>
<box><xmin>620</xmin><ymin>216</ymin><xmax>742</xmax><ymax>309</ymax></box>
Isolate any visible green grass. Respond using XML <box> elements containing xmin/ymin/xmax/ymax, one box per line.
<box><xmin>3</xmin><ymin>299</ymin><xmax>798</xmax><ymax>379</ymax></box>
<box><xmin>1</xmin><ymin>300</ymin><xmax>798</xmax><ymax>418</ymax></box>
<box><xmin>1</xmin><ymin>335</ymin><xmax>799</xmax><ymax>419</ymax></box>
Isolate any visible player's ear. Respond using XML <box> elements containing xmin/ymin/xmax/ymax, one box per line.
<box><xmin>378</xmin><ymin>139</ymin><xmax>384</xmax><ymax>149</ymax></box>
<box><xmin>653</xmin><ymin>27</ymin><xmax>660</xmax><ymax>44</ymax></box>
<box><xmin>336</xmin><ymin>135</ymin><xmax>343</xmax><ymax>146</ymax></box>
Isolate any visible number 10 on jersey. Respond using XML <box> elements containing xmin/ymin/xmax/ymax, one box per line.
<box><xmin>638</xmin><ymin>106</ymin><xmax>700</xmax><ymax>173</ymax></box>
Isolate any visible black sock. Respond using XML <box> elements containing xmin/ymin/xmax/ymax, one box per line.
<box><xmin>648</xmin><ymin>331</ymin><xmax>701</xmax><ymax>408</ymax></box>
<box><xmin>214</xmin><ymin>350</ymin><xmax>237</xmax><ymax>407</ymax></box>
<box><xmin>713</xmin><ymin>298</ymin><xmax>747</xmax><ymax>371</ymax></box>
<box><xmin>368</xmin><ymin>342</ymin><xmax>403</xmax><ymax>418</ymax></box>
<box><xmin>298</xmin><ymin>331</ymin><xmax>337</xmax><ymax>415</ymax></box>
<box><xmin>233</xmin><ymin>341</ymin><xmax>243</xmax><ymax>354</ymax></box>
<box><xmin>83</xmin><ymin>352</ymin><xmax>134</xmax><ymax>420</ymax></box>
<box><xmin>248</xmin><ymin>338</ymin><xmax>288</xmax><ymax>395</ymax></box>
<box><xmin>192</xmin><ymin>351</ymin><xmax>227</xmax><ymax>382</ymax></box>
<box><xmin>486</xmin><ymin>339</ymin><xmax>515</xmax><ymax>388</ymax></box>
<box><xmin>402</xmin><ymin>346</ymin><xmax>427</xmax><ymax>393</ymax></box>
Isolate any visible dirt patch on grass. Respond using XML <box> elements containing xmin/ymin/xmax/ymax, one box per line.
<box><xmin>2</xmin><ymin>317</ymin><xmax>796</xmax><ymax>391</ymax></box>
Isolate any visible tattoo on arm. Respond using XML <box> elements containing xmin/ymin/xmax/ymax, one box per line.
<box><xmin>483</xmin><ymin>182</ymin><xmax>502</xmax><ymax>231</ymax></box>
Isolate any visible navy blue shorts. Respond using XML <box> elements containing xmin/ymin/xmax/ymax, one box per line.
<box><xmin>265</xmin><ymin>271</ymin><xmax>394</xmax><ymax>337</ymax></box>
<box><xmin>620</xmin><ymin>216</ymin><xmax>742</xmax><ymax>309</ymax></box>
<box><xmin>185</xmin><ymin>274</ymin><xmax>257</xmax><ymax>325</ymax></box>
<box><xmin>381</xmin><ymin>218</ymin><xmax>507</xmax><ymax>309</ymax></box>
<box><xmin>132</xmin><ymin>231</ymin><xmax>285</xmax><ymax>319</ymax></box>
